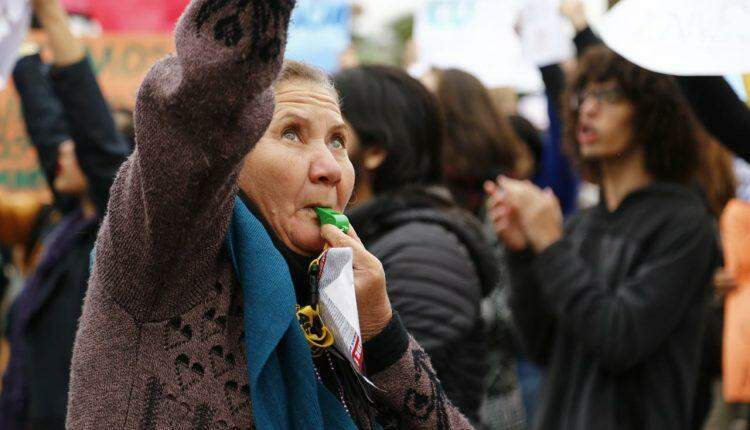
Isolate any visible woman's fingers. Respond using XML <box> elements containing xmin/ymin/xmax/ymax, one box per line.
<box><xmin>321</xmin><ymin>225</ymin><xmax>374</xmax><ymax>271</ymax></box>
<box><xmin>321</xmin><ymin>224</ymin><xmax>391</xmax><ymax>341</ymax></box>
<box><xmin>321</xmin><ymin>224</ymin><xmax>361</xmax><ymax>249</ymax></box>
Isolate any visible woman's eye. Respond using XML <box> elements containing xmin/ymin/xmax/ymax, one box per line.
<box><xmin>282</xmin><ymin>129</ymin><xmax>299</xmax><ymax>141</ymax></box>
<box><xmin>330</xmin><ymin>136</ymin><xmax>345</xmax><ymax>150</ymax></box>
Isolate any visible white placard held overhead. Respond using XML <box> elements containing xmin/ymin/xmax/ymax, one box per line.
<box><xmin>592</xmin><ymin>0</ymin><xmax>750</xmax><ymax>76</ymax></box>
<box><xmin>0</xmin><ymin>0</ymin><xmax>30</xmax><ymax>89</ymax></box>
<box><xmin>519</xmin><ymin>0</ymin><xmax>574</xmax><ymax>67</ymax></box>
<box><xmin>412</xmin><ymin>0</ymin><xmax>543</xmax><ymax>92</ymax></box>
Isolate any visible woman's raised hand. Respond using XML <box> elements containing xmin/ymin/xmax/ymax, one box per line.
<box><xmin>320</xmin><ymin>224</ymin><xmax>392</xmax><ymax>341</ymax></box>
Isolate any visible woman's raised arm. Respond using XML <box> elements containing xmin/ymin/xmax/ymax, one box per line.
<box><xmin>94</xmin><ymin>0</ymin><xmax>295</xmax><ymax>322</ymax></box>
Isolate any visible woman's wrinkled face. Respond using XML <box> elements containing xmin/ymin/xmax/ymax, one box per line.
<box><xmin>239</xmin><ymin>79</ymin><xmax>355</xmax><ymax>256</ymax></box>
<box><xmin>54</xmin><ymin>140</ymin><xmax>89</xmax><ymax>195</ymax></box>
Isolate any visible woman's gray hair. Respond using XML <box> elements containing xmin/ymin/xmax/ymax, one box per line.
<box><xmin>276</xmin><ymin>60</ymin><xmax>336</xmax><ymax>93</ymax></box>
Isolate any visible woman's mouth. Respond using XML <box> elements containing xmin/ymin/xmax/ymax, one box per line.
<box><xmin>301</xmin><ymin>205</ymin><xmax>325</xmax><ymax>219</ymax></box>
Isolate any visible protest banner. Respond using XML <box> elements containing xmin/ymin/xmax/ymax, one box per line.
<box><xmin>412</xmin><ymin>0</ymin><xmax>543</xmax><ymax>92</ymax></box>
<box><xmin>62</xmin><ymin>0</ymin><xmax>189</xmax><ymax>32</ymax></box>
<box><xmin>0</xmin><ymin>34</ymin><xmax>172</xmax><ymax>190</ymax></box>
<box><xmin>721</xmin><ymin>199</ymin><xmax>750</xmax><ymax>402</ymax></box>
<box><xmin>0</xmin><ymin>0</ymin><xmax>30</xmax><ymax>89</ymax></box>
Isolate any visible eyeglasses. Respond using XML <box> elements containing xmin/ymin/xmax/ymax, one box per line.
<box><xmin>571</xmin><ymin>87</ymin><xmax>625</xmax><ymax>110</ymax></box>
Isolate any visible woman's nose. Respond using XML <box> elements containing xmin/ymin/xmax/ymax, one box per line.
<box><xmin>308</xmin><ymin>142</ymin><xmax>342</xmax><ymax>186</ymax></box>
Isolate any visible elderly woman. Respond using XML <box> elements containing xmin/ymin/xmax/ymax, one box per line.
<box><xmin>66</xmin><ymin>1</ymin><xmax>472</xmax><ymax>429</ymax></box>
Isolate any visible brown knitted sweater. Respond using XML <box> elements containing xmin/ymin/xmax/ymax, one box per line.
<box><xmin>66</xmin><ymin>1</ymin><xmax>473</xmax><ymax>429</ymax></box>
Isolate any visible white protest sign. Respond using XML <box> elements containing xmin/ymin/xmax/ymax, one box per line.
<box><xmin>592</xmin><ymin>0</ymin><xmax>750</xmax><ymax>75</ymax></box>
<box><xmin>0</xmin><ymin>0</ymin><xmax>30</xmax><ymax>89</ymax></box>
<box><xmin>519</xmin><ymin>0</ymin><xmax>574</xmax><ymax>67</ymax></box>
<box><xmin>412</xmin><ymin>0</ymin><xmax>543</xmax><ymax>92</ymax></box>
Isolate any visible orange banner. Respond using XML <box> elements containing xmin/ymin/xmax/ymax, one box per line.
<box><xmin>722</xmin><ymin>199</ymin><xmax>750</xmax><ymax>402</ymax></box>
<box><xmin>0</xmin><ymin>34</ymin><xmax>173</xmax><ymax>190</ymax></box>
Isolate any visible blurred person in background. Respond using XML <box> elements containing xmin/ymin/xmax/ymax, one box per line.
<box><xmin>424</xmin><ymin>67</ymin><xmax>542</xmax><ymax>429</ymax></box>
<box><xmin>0</xmin><ymin>0</ymin><xmax>131</xmax><ymax>427</ymax></box>
<box><xmin>486</xmin><ymin>45</ymin><xmax>720</xmax><ymax>430</ymax></box>
<box><xmin>561</xmin><ymin>0</ymin><xmax>750</xmax><ymax>165</ymax></box>
<box><xmin>423</xmin><ymin>67</ymin><xmax>537</xmax><ymax>429</ymax></box>
<box><xmin>691</xmin><ymin>138</ymin><xmax>738</xmax><ymax>429</ymax></box>
<box><xmin>694</xmin><ymin>138</ymin><xmax>737</xmax><ymax>220</ymax></box>
<box><xmin>561</xmin><ymin>3</ymin><xmax>748</xmax><ymax>427</ymax></box>
<box><xmin>691</xmin><ymin>137</ymin><xmax>742</xmax><ymax>430</ymax></box>
<box><xmin>422</xmin><ymin>67</ymin><xmax>532</xmax><ymax>216</ymax></box>
<box><xmin>335</xmin><ymin>65</ymin><xmax>497</xmax><ymax>426</ymax></box>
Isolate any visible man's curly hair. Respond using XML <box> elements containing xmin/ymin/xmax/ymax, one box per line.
<box><xmin>564</xmin><ymin>45</ymin><xmax>705</xmax><ymax>185</ymax></box>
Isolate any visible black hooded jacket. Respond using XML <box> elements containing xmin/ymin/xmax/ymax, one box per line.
<box><xmin>508</xmin><ymin>183</ymin><xmax>720</xmax><ymax>430</ymax></box>
<box><xmin>349</xmin><ymin>187</ymin><xmax>499</xmax><ymax>424</ymax></box>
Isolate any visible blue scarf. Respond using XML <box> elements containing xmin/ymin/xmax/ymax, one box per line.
<box><xmin>225</xmin><ymin>196</ymin><xmax>357</xmax><ymax>430</ymax></box>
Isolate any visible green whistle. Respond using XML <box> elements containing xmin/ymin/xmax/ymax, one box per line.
<box><xmin>314</xmin><ymin>207</ymin><xmax>350</xmax><ymax>234</ymax></box>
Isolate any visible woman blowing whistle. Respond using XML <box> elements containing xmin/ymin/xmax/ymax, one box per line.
<box><xmin>66</xmin><ymin>1</ymin><xmax>475</xmax><ymax>429</ymax></box>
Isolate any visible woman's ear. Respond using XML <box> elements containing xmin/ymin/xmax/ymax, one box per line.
<box><xmin>363</xmin><ymin>147</ymin><xmax>387</xmax><ymax>171</ymax></box>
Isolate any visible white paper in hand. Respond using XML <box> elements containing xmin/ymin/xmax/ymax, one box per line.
<box><xmin>0</xmin><ymin>0</ymin><xmax>31</xmax><ymax>89</ymax></box>
<box><xmin>316</xmin><ymin>247</ymin><xmax>364</xmax><ymax>372</ymax></box>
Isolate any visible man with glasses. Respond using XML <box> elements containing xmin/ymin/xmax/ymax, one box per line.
<box><xmin>484</xmin><ymin>45</ymin><xmax>720</xmax><ymax>430</ymax></box>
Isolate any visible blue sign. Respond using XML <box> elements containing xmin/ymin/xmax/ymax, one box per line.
<box><xmin>285</xmin><ymin>0</ymin><xmax>351</xmax><ymax>73</ymax></box>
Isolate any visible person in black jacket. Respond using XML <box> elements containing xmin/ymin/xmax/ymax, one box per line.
<box><xmin>485</xmin><ymin>45</ymin><xmax>721</xmax><ymax>430</ymax></box>
<box><xmin>334</xmin><ymin>65</ymin><xmax>498</xmax><ymax>425</ymax></box>
<box><xmin>0</xmin><ymin>0</ymin><xmax>130</xmax><ymax>428</ymax></box>
<box><xmin>559</xmin><ymin>4</ymin><xmax>745</xmax><ymax>427</ymax></box>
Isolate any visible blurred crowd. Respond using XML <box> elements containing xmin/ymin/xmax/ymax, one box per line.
<box><xmin>0</xmin><ymin>0</ymin><xmax>748</xmax><ymax>429</ymax></box>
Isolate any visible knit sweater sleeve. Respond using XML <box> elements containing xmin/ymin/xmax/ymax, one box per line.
<box><xmin>93</xmin><ymin>0</ymin><xmax>295</xmax><ymax>321</ymax></box>
<box><xmin>366</xmin><ymin>320</ymin><xmax>474</xmax><ymax>429</ymax></box>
